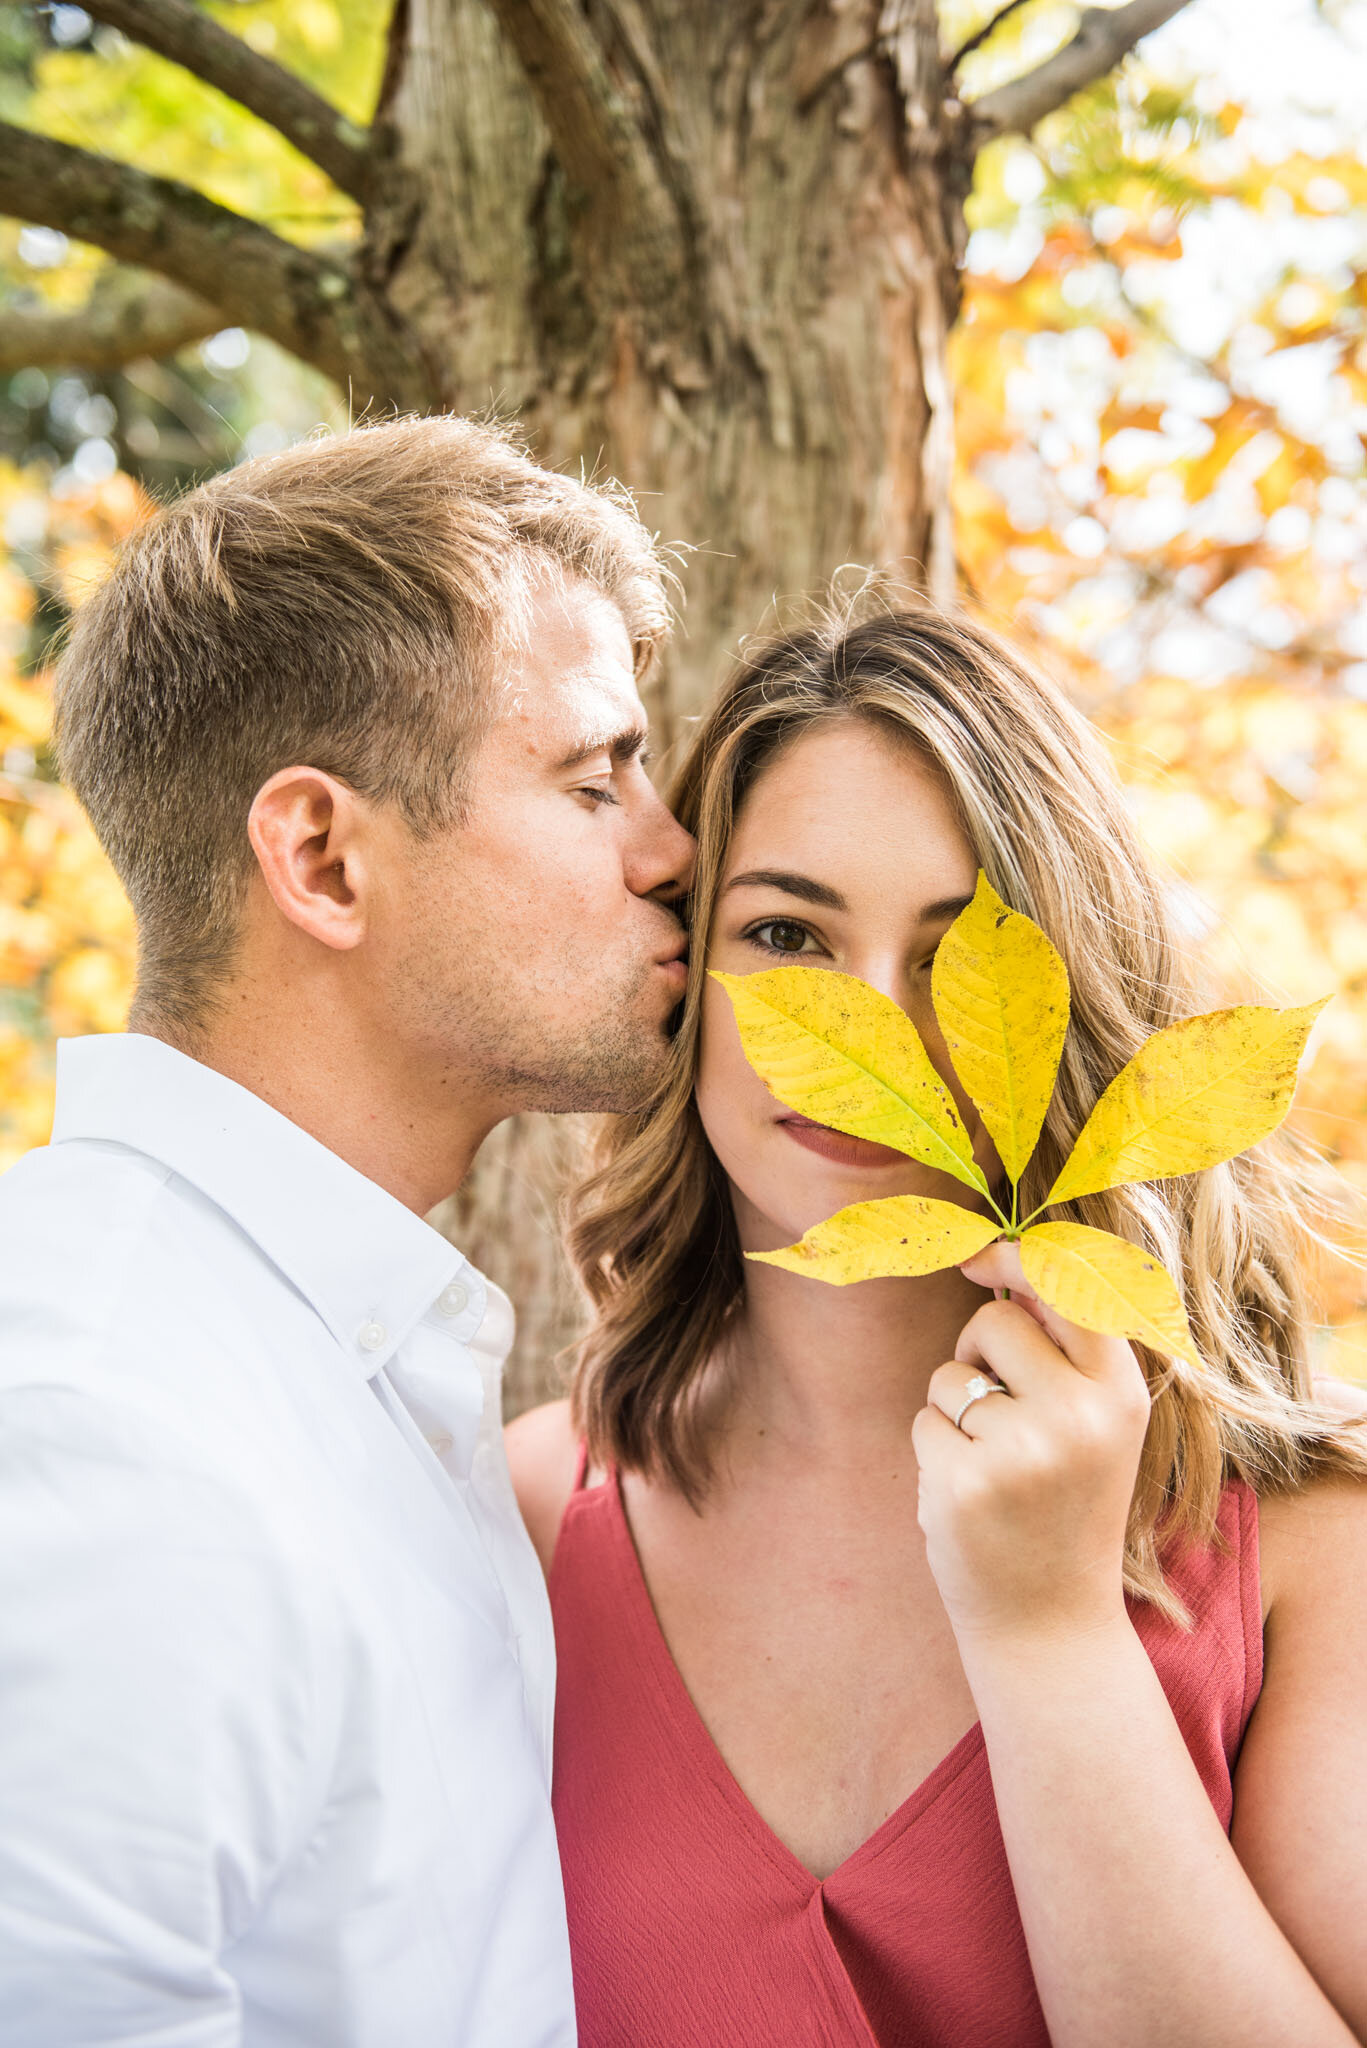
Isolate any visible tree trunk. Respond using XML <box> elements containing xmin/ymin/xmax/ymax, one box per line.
<box><xmin>366</xmin><ymin>0</ymin><xmax>964</xmax><ymax>1410</ymax></box>
<box><xmin>370</xmin><ymin>0</ymin><xmax>964</xmax><ymax>730</ymax></box>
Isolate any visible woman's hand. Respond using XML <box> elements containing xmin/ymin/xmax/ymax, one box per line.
<box><xmin>910</xmin><ymin>1237</ymin><xmax>1153</xmax><ymax>1648</ymax></box>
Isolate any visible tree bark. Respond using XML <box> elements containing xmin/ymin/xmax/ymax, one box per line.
<box><xmin>1</xmin><ymin>0</ymin><xmax>1193</xmax><ymax>1408</ymax></box>
<box><xmin>368</xmin><ymin>0</ymin><xmax>964</xmax><ymax>731</ymax></box>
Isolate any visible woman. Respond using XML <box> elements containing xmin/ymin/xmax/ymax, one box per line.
<box><xmin>508</xmin><ymin>605</ymin><xmax>1367</xmax><ymax>2047</ymax></box>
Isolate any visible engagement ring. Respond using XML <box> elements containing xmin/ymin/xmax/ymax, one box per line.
<box><xmin>951</xmin><ymin>1375</ymin><xmax>1010</xmax><ymax>1431</ymax></box>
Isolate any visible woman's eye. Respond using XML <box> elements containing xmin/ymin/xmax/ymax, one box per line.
<box><xmin>749</xmin><ymin>919</ymin><xmax>817</xmax><ymax>955</ymax></box>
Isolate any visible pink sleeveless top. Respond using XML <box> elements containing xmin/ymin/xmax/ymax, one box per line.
<box><xmin>550</xmin><ymin>1458</ymin><xmax>1262</xmax><ymax>2048</ymax></box>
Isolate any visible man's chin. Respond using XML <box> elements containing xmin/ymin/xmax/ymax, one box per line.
<box><xmin>547</xmin><ymin>1054</ymin><xmax>672</xmax><ymax>1120</ymax></box>
<box><xmin>492</xmin><ymin>1017</ymin><xmax>674</xmax><ymax>1118</ymax></box>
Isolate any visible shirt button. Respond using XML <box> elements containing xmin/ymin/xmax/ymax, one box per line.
<box><xmin>425</xmin><ymin>1430</ymin><xmax>454</xmax><ymax>1456</ymax></box>
<box><xmin>357</xmin><ymin>1320</ymin><xmax>388</xmax><ymax>1354</ymax></box>
<box><xmin>436</xmin><ymin>1281</ymin><xmax>469</xmax><ymax>1318</ymax></box>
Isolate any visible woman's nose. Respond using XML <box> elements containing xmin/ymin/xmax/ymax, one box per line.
<box><xmin>845</xmin><ymin>954</ymin><xmax>914</xmax><ymax>1012</ymax></box>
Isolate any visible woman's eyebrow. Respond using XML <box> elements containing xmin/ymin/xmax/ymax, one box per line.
<box><xmin>921</xmin><ymin>892</ymin><xmax>975</xmax><ymax>924</ymax></box>
<box><xmin>724</xmin><ymin>871</ymin><xmax>974</xmax><ymax>926</ymax></box>
<box><xmin>724</xmin><ymin>869</ymin><xmax>847</xmax><ymax>910</ymax></box>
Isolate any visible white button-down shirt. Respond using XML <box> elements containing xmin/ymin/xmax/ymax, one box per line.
<box><xmin>0</xmin><ymin>1033</ymin><xmax>576</xmax><ymax>2047</ymax></box>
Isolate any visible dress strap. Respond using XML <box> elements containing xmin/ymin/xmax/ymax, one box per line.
<box><xmin>571</xmin><ymin>1437</ymin><xmax>592</xmax><ymax>1494</ymax></box>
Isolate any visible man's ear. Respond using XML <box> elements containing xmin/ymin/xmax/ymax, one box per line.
<box><xmin>247</xmin><ymin>768</ymin><xmax>369</xmax><ymax>952</ymax></box>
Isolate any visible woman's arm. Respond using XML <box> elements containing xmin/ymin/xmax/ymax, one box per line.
<box><xmin>911</xmin><ymin>1240</ymin><xmax>1363</xmax><ymax>2048</ymax></box>
<box><xmin>505</xmin><ymin>1398</ymin><xmax>581</xmax><ymax>1577</ymax></box>
<box><xmin>1230</xmin><ymin>1477</ymin><xmax>1367</xmax><ymax>2038</ymax></box>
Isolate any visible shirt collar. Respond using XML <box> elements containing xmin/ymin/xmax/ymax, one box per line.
<box><xmin>50</xmin><ymin>1032</ymin><xmax>488</xmax><ymax>1377</ymax></box>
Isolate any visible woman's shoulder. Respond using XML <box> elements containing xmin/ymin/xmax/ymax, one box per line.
<box><xmin>1256</xmin><ymin>1377</ymin><xmax>1367</xmax><ymax>1623</ymax></box>
<box><xmin>505</xmin><ymin>1397</ymin><xmax>582</xmax><ymax>1576</ymax></box>
<box><xmin>1258</xmin><ymin>1470</ymin><xmax>1367</xmax><ymax>1614</ymax></box>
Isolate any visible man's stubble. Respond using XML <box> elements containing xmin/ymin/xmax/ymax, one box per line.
<box><xmin>404</xmin><ymin>920</ymin><xmax>677</xmax><ymax>1121</ymax></box>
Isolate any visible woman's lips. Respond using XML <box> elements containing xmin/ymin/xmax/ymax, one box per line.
<box><xmin>776</xmin><ymin>1116</ymin><xmax>911</xmax><ymax>1169</ymax></box>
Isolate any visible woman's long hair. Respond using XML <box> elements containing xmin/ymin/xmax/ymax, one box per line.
<box><xmin>567</xmin><ymin>601</ymin><xmax>1367</xmax><ymax>1617</ymax></box>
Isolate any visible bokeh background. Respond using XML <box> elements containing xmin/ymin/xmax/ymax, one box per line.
<box><xmin>3</xmin><ymin>0</ymin><xmax>1366</xmax><ymax>1378</ymax></box>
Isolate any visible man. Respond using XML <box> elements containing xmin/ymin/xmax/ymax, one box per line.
<box><xmin>0</xmin><ymin>415</ymin><xmax>695</xmax><ymax>2045</ymax></box>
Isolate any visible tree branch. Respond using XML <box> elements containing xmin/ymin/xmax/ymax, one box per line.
<box><xmin>78</xmin><ymin>0</ymin><xmax>371</xmax><ymax>201</ymax></box>
<box><xmin>969</xmin><ymin>0</ymin><xmax>1194</xmax><ymax>138</ymax></box>
<box><xmin>0</xmin><ymin>268</ymin><xmax>221</xmax><ymax>374</ymax></box>
<box><xmin>0</xmin><ymin>122</ymin><xmax>423</xmax><ymax>403</ymax></box>
<box><xmin>948</xmin><ymin>0</ymin><xmax>1035</xmax><ymax>75</ymax></box>
<box><xmin>480</xmin><ymin>0</ymin><xmax>687</xmax><ymax>297</ymax></box>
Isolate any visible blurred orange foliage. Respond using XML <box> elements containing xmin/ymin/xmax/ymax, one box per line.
<box><xmin>0</xmin><ymin>469</ymin><xmax>140</xmax><ymax>1168</ymax></box>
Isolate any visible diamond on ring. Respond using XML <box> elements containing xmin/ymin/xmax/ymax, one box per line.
<box><xmin>951</xmin><ymin>1374</ymin><xmax>1010</xmax><ymax>1431</ymax></box>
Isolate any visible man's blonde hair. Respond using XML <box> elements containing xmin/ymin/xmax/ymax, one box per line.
<box><xmin>55</xmin><ymin>414</ymin><xmax>671</xmax><ymax>1032</ymax></box>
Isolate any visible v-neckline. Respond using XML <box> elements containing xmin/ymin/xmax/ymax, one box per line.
<box><xmin>601</xmin><ymin>1467</ymin><xmax>987</xmax><ymax>1895</ymax></box>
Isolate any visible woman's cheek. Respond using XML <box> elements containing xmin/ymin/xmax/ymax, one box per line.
<box><xmin>694</xmin><ymin>984</ymin><xmax>766</xmax><ymax>1165</ymax></box>
<box><xmin>693</xmin><ymin>989</ymin><xmax>796</xmax><ymax>1243</ymax></box>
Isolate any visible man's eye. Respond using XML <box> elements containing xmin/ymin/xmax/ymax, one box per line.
<box><xmin>578</xmin><ymin>785</ymin><xmax>620</xmax><ymax>807</ymax></box>
<box><xmin>749</xmin><ymin>920</ymin><xmax>817</xmax><ymax>955</ymax></box>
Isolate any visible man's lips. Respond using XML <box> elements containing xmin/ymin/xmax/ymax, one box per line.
<box><xmin>654</xmin><ymin>933</ymin><xmax>688</xmax><ymax>991</ymax></box>
<box><xmin>776</xmin><ymin>1115</ymin><xmax>910</xmax><ymax>1169</ymax></box>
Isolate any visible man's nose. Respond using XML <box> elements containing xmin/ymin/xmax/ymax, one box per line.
<box><xmin>630</xmin><ymin>783</ymin><xmax>697</xmax><ymax>901</ymax></box>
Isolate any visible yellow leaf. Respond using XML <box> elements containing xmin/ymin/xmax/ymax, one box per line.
<box><xmin>713</xmin><ymin>968</ymin><xmax>989</xmax><ymax>1196</ymax></box>
<box><xmin>1019</xmin><ymin>1221</ymin><xmax>1200</xmax><ymax>1366</ymax></box>
<box><xmin>750</xmin><ymin>1196</ymin><xmax>1001</xmax><ymax>1285</ymax></box>
<box><xmin>1046</xmin><ymin>999</ymin><xmax>1328</xmax><ymax>1207</ymax></box>
<box><xmin>932</xmin><ymin>872</ymin><xmax>1069</xmax><ymax>1187</ymax></box>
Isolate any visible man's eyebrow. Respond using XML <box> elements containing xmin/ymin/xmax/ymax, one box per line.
<box><xmin>556</xmin><ymin>726</ymin><xmax>650</xmax><ymax>773</ymax></box>
<box><xmin>724</xmin><ymin>871</ymin><xmax>975</xmax><ymax>926</ymax></box>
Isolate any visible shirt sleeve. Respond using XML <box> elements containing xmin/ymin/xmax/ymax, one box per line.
<box><xmin>0</xmin><ymin>1383</ymin><xmax>332</xmax><ymax>2045</ymax></box>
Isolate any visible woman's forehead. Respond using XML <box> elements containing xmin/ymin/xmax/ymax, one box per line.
<box><xmin>727</xmin><ymin>719</ymin><xmax>972</xmax><ymax>878</ymax></box>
